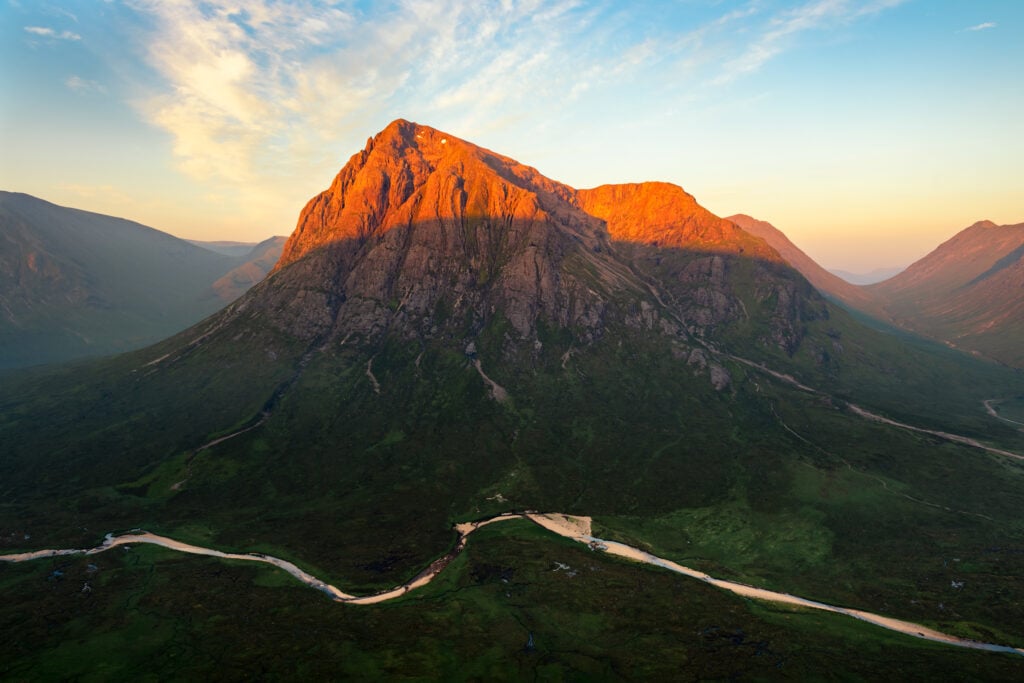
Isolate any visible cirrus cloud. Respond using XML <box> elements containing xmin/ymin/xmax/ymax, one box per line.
<box><xmin>65</xmin><ymin>76</ymin><xmax>107</xmax><ymax>94</ymax></box>
<box><xmin>24</xmin><ymin>25</ymin><xmax>82</xmax><ymax>41</ymax></box>
<box><xmin>121</xmin><ymin>0</ymin><xmax>911</xmax><ymax>216</ymax></box>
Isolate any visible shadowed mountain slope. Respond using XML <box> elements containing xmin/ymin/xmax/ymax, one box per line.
<box><xmin>726</xmin><ymin>213</ymin><xmax>880</xmax><ymax>314</ymax></box>
<box><xmin>0</xmin><ymin>193</ymin><xmax>284</xmax><ymax>368</ymax></box>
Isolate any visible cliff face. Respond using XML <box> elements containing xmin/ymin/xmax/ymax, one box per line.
<box><xmin>580</xmin><ymin>184</ymin><xmax>777</xmax><ymax>259</ymax></box>
<box><xmin>276</xmin><ymin>119</ymin><xmax>585</xmax><ymax>270</ymax></box>
<box><xmin>237</xmin><ymin>119</ymin><xmax>823</xmax><ymax>357</ymax></box>
<box><xmin>263</xmin><ymin>120</ymin><xmax>618</xmax><ymax>343</ymax></box>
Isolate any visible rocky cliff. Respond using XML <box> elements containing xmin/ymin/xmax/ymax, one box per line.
<box><xmin>239</xmin><ymin>119</ymin><xmax>823</xmax><ymax>358</ymax></box>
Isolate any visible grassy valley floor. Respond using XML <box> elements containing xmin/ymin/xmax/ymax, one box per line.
<box><xmin>3</xmin><ymin>521</ymin><xmax>1023</xmax><ymax>681</ymax></box>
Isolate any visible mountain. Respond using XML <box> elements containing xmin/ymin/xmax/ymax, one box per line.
<box><xmin>188</xmin><ymin>239</ymin><xmax>265</xmax><ymax>258</ymax></box>
<box><xmin>2</xmin><ymin>121</ymin><xmax>1024</xmax><ymax>678</ymax></box>
<box><xmin>726</xmin><ymin>214</ymin><xmax>881</xmax><ymax>314</ymax></box>
<box><xmin>209</xmin><ymin>236</ymin><xmax>287</xmax><ymax>302</ymax></box>
<box><xmin>728</xmin><ymin>214</ymin><xmax>1024</xmax><ymax>367</ymax></box>
<box><xmin>263</xmin><ymin>120</ymin><xmax>814</xmax><ymax>354</ymax></box>
<box><xmin>830</xmin><ymin>265</ymin><xmax>905</xmax><ymax>285</ymax></box>
<box><xmin>867</xmin><ymin>220</ymin><xmax>1024</xmax><ymax>366</ymax></box>
<box><xmin>0</xmin><ymin>193</ymin><xmax>283</xmax><ymax>368</ymax></box>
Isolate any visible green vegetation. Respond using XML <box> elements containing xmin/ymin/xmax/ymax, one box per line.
<box><xmin>3</xmin><ymin>319</ymin><xmax>1024</xmax><ymax>646</ymax></box>
<box><xmin>3</xmin><ymin>522</ymin><xmax>1023</xmax><ymax>681</ymax></box>
<box><xmin>2</xmin><ymin>242</ymin><xmax>1024</xmax><ymax>677</ymax></box>
<box><xmin>990</xmin><ymin>397</ymin><xmax>1024</xmax><ymax>425</ymax></box>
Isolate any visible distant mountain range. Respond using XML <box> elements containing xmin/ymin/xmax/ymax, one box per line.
<box><xmin>829</xmin><ymin>266</ymin><xmax>905</xmax><ymax>285</ymax></box>
<box><xmin>187</xmin><ymin>239</ymin><xmax>270</xmax><ymax>259</ymax></box>
<box><xmin>728</xmin><ymin>214</ymin><xmax>1024</xmax><ymax>367</ymax></box>
<box><xmin>0</xmin><ymin>192</ymin><xmax>284</xmax><ymax>368</ymax></box>
<box><xmin>867</xmin><ymin>220</ymin><xmax>1024</xmax><ymax>366</ymax></box>
<box><xmin>726</xmin><ymin>214</ymin><xmax>881</xmax><ymax>314</ymax></box>
<box><xmin>6</xmin><ymin>188</ymin><xmax>1016</xmax><ymax>371</ymax></box>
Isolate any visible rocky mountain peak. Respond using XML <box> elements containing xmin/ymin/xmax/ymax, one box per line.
<box><xmin>242</xmin><ymin>120</ymin><xmax>816</xmax><ymax>357</ymax></box>
<box><xmin>275</xmin><ymin>119</ymin><xmax>584</xmax><ymax>272</ymax></box>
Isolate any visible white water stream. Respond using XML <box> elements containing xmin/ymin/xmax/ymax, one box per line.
<box><xmin>3</xmin><ymin>512</ymin><xmax>1022</xmax><ymax>656</ymax></box>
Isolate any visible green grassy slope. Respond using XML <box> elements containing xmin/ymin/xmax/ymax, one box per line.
<box><xmin>2</xmin><ymin>311</ymin><xmax>1023</xmax><ymax>647</ymax></box>
<box><xmin>2</xmin><ymin>236</ymin><xmax>1024</xmax><ymax>674</ymax></box>
<box><xmin>3</xmin><ymin>521</ymin><xmax>1023</xmax><ymax>681</ymax></box>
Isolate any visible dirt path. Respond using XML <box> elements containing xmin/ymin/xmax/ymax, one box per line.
<box><xmin>365</xmin><ymin>358</ymin><xmax>381</xmax><ymax>394</ymax></box>
<box><xmin>170</xmin><ymin>411</ymin><xmax>272</xmax><ymax>491</ymax></box>
<box><xmin>473</xmin><ymin>359</ymin><xmax>509</xmax><ymax>402</ymax></box>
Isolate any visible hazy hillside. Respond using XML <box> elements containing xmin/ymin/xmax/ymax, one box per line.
<box><xmin>187</xmin><ymin>239</ymin><xmax>264</xmax><ymax>258</ymax></box>
<box><xmin>729</xmin><ymin>214</ymin><xmax>1024</xmax><ymax>367</ymax></box>
<box><xmin>0</xmin><ymin>193</ymin><xmax>283</xmax><ymax>368</ymax></box>
<box><xmin>209</xmin><ymin>236</ymin><xmax>287</xmax><ymax>303</ymax></box>
<box><xmin>830</xmin><ymin>266</ymin><xmax>905</xmax><ymax>285</ymax></box>
<box><xmin>867</xmin><ymin>220</ymin><xmax>1024</xmax><ymax>366</ymax></box>
<box><xmin>726</xmin><ymin>214</ymin><xmax>881</xmax><ymax>314</ymax></box>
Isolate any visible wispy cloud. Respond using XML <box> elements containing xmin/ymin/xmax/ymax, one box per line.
<box><xmin>24</xmin><ymin>25</ymin><xmax>81</xmax><ymax>40</ymax></box>
<box><xmin>65</xmin><ymin>76</ymin><xmax>107</xmax><ymax>94</ymax></box>
<box><xmin>120</xmin><ymin>0</ymin><xmax>908</xmax><ymax>219</ymax></box>
<box><xmin>714</xmin><ymin>0</ymin><xmax>908</xmax><ymax>84</ymax></box>
<box><xmin>964</xmin><ymin>22</ymin><xmax>997</xmax><ymax>32</ymax></box>
<box><xmin>127</xmin><ymin>0</ymin><xmax>355</xmax><ymax>183</ymax></box>
<box><xmin>45</xmin><ymin>6</ymin><xmax>79</xmax><ymax>23</ymax></box>
<box><xmin>126</xmin><ymin>0</ymin><xmax>652</xmax><ymax>186</ymax></box>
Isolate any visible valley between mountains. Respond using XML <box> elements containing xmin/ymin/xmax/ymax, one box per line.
<box><xmin>2</xmin><ymin>119</ymin><xmax>1024</xmax><ymax>679</ymax></box>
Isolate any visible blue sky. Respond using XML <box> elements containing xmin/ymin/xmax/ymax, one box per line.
<box><xmin>1</xmin><ymin>0</ymin><xmax>1021</xmax><ymax>271</ymax></box>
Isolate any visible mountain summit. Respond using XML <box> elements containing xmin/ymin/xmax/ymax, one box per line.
<box><xmin>245</xmin><ymin>119</ymin><xmax>813</xmax><ymax>355</ymax></box>
<box><xmin>280</xmin><ymin>119</ymin><xmax>777</xmax><ymax>267</ymax></box>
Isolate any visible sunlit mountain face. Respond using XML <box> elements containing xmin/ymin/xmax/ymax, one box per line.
<box><xmin>2</xmin><ymin>120</ymin><xmax>1024</xmax><ymax>679</ymax></box>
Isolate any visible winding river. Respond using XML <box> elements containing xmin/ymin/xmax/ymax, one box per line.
<box><xmin>3</xmin><ymin>512</ymin><xmax>1022</xmax><ymax>656</ymax></box>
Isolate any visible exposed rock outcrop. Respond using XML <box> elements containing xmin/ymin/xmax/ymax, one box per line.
<box><xmin>239</xmin><ymin>119</ymin><xmax>827</xmax><ymax>357</ymax></box>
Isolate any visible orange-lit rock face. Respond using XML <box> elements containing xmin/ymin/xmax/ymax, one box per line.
<box><xmin>255</xmin><ymin>119</ymin><xmax>811</xmax><ymax>348</ymax></box>
<box><xmin>576</xmin><ymin>182</ymin><xmax>778</xmax><ymax>260</ymax></box>
<box><xmin>275</xmin><ymin>119</ymin><xmax>587</xmax><ymax>272</ymax></box>
<box><xmin>276</xmin><ymin>119</ymin><xmax>779</xmax><ymax>271</ymax></box>
<box><xmin>268</xmin><ymin>119</ymin><xmax>616</xmax><ymax>340</ymax></box>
